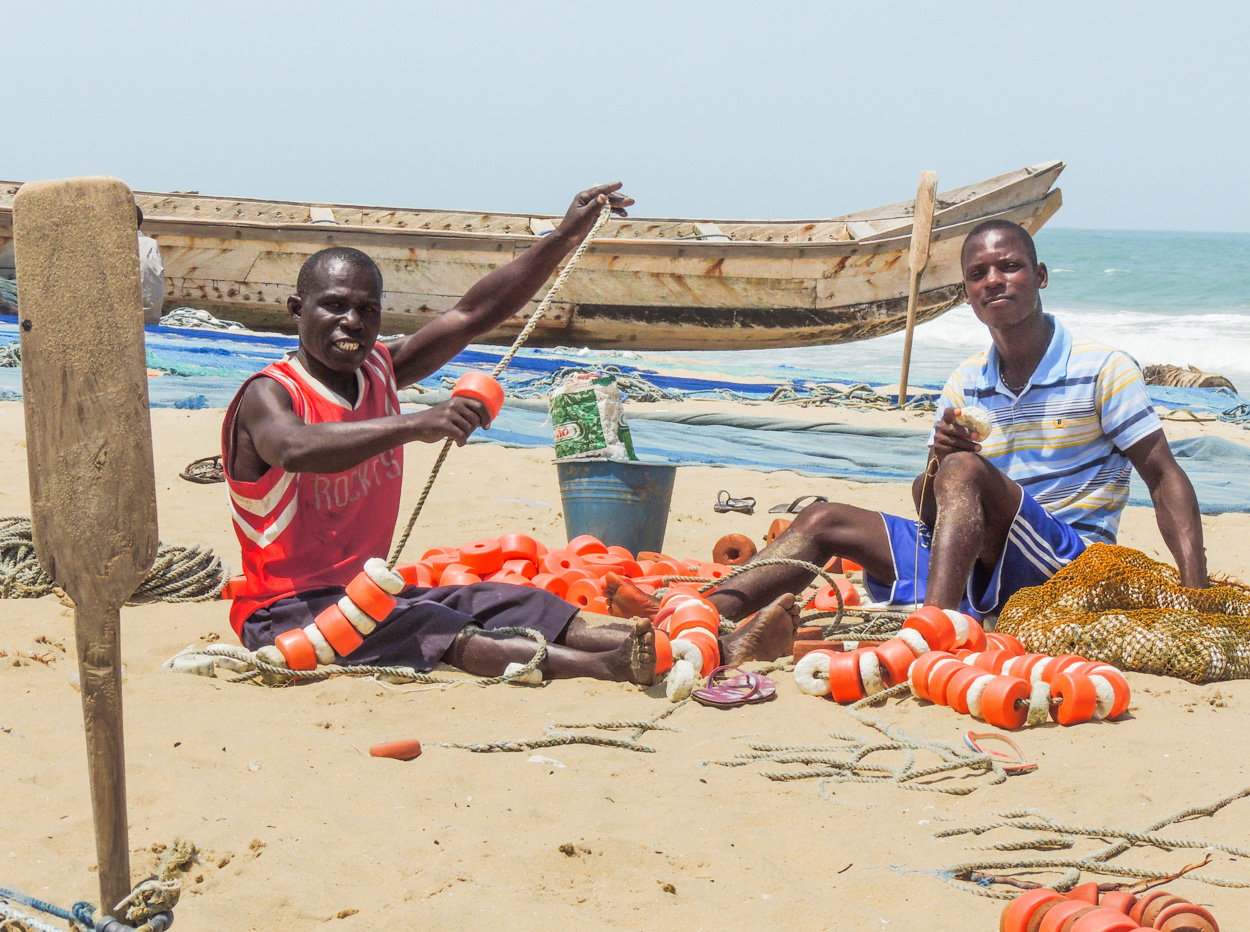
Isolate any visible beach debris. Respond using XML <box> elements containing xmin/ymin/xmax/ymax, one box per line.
<box><xmin>997</xmin><ymin>544</ymin><xmax>1250</xmax><ymax>683</ymax></box>
<box><xmin>1143</xmin><ymin>363</ymin><xmax>1237</xmax><ymax>392</ymax></box>
<box><xmin>939</xmin><ymin>785</ymin><xmax>1250</xmax><ymax>901</ymax></box>
<box><xmin>369</xmin><ymin>739</ymin><xmax>423</xmax><ymax>761</ymax></box>
<box><xmin>529</xmin><ymin>755</ymin><xmax>565</xmax><ymax>768</ymax></box>
<box><xmin>549</xmin><ymin>371</ymin><xmax>638</xmax><ymax>461</ymax></box>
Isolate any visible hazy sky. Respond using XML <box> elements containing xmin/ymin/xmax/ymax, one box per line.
<box><xmin>8</xmin><ymin>1</ymin><xmax>1248</xmax><ymax>232</ymax></box>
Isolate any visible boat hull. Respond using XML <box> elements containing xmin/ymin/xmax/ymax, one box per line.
<box><xmin>0</xmin><ymin>163</ymin><xmax>1063</xmax><ymax>350</ymax></box>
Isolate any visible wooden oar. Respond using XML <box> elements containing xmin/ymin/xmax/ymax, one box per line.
<box><xmin>897</xmin><ymin>170</ymin><xmax>939</xmax><ymax>406</ymax></box>
<box><xmin>13</xmin><ymin>177</ymin><xmax>158</xmax><ymax>914</ymax></box>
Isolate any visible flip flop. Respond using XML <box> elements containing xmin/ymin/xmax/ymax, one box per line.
<box><xmin>963</xmin><ymin>731</ymin><xmax>1038</xmax><ymax>775</ymax></box>
<box><xmin>714</xmin><ymin>490</ymin><xmax>756</xmax><ymax>515</ymax></box>
<box><xmin>692</xmin><ymin>664</ymin><xmax>777</xmax><ymax>708</ymax></box>
<box><xmin>768</xmin><ymin>494</ymin><xmax>828</xmax><ymax>514</ymax></box>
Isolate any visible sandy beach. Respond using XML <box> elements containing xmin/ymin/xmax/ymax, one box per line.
<box><xmin>2</xmin><ymin>398</ymin><xmax>1249</xmax><ymax>930</ymax></box>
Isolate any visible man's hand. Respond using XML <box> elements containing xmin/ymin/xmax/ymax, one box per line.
<box><xmin>931</xmin><ymin>407</ymin><xmax>983</xmax><ymax>461</ymax></box>
<box><xmin>411</xmin><ymin>396</ymin><xmax>492</xmax><ymax>446</ymax></box>
<box><xmin>556</xmin><ymin>182</ymin><xmax>634</xmax><ymax>242</ymax></box>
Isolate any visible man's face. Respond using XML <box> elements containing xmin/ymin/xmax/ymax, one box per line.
<box><xmin>288</xmin><ymin>259</ymin><xmax>383</xmax><ymax>376</ymax></box>
<box><xmin>962</xmin><ymin>230</ymin><xmax>1048</xmax><ymax>330</ymax></box>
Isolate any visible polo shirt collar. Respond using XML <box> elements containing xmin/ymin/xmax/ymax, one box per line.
<box><xmin>983</xmin><ymin>313</ymin><xmax>1070</xmax><ymax>397</ymax></box>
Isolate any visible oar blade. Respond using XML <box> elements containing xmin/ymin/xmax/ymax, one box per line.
<box><xmin>13</xmin><ymin>176</ymin><xmax>158</xmax><ymax>606</ymax></box>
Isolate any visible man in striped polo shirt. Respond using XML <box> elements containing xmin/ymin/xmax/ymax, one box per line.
<box><xmin>704</xmin><ymin>219</ymin><xmax>1207</xmax><ymax>622</ymax></box>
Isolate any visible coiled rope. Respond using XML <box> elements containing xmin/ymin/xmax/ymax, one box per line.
<box><xmin>936</xmin><ymin>785</ymin><xmax>1250</xmax><ymax>898</ymax></box>
<box><xmin>0</xmin><ymin>516</ymin><xmax>226</xmax><ymax>602</ymax></box>
<box><xmin>387</xmin><ymin>204</ymin><xmax>613</xmax><ymax>569</ymax></box>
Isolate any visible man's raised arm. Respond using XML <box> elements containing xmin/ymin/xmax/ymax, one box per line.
<box><xmin>1125</xmin><ymin>429</ymin><xmax>1208</xmax><ymax>589</ymax></box>
<box><xmin>385</xmin><ymin>182</ymin><xmax>633</xmax><ymax>389</ymax></box>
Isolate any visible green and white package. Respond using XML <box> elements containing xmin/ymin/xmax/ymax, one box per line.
<box><xmin>549</xmin><ymin>373</ymin><xmax>637</xmax><ymax>461</ymax></box>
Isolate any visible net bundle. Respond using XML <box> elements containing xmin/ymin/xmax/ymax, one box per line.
<box><xmin>997</xmin><ymin>543</ymin><xmax>1250</xmax><ymax>683</ymax></box>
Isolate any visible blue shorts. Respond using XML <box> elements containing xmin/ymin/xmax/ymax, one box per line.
<box><xmin>861</xmin><ymin>489</ymin><xmax>1088</xmax><ymax>619</ymax></box>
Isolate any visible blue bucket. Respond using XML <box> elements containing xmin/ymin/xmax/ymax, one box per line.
<box><xmin>555</xmin><ymin>458</ymin><xmax>677</xmax><ymax>555</ymax></box>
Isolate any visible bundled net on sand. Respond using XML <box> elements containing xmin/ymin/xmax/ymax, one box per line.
<box><xmin>997</xmin><ymin>543</ymin><xmax>1250</xmax><ymax>683</ymax></box>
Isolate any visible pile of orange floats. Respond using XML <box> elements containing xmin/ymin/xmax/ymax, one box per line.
<box><xmin>263</xmin><ymin>531</ymin><xmax>735</xmax><ymax>674</ymax></box>
<box><xmin>1001</xmin><ymin>882</ymin><xmax>1221</xmax><ymax>931</ymax></box>
<box><xmin>794</xmin><ymin>605</ymin><xmax>1130</xmax><ymax>729</ymax></box>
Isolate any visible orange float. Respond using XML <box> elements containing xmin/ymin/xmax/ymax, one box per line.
<box><xmin>903</xmin><ymin>606</ymin><xmax>959</xmax><ymax>652</ymax></box>
<box><xmin>397</xmin><ymin>563</ymin><xmax>434</xmax><ymax>588</ymax></box>
<box><xmin>498</xmin><ymin>532</ymin><xmax>539</xmax><ymax>562</ymax></box>
<box><xmin>654</xmin><ymin>629</ymin><xmax>673</xmax><ymax>676</ymax></box>
<box><xmin>567</xmin><ymin>534</ymin><xmax>609</xmax><ymax>556</ymax></box>
<box><xmin>650</xmin><ymin>559</ymin><xmax>685</xmax><ymax>579</ymax></box>
<box><xmin>826</xmin><ymin>649</ymin><xmax>867</xmax><ymax>704</ymax></box>
<box><xmin>606</xmin><ymin>545</ymin><xmax>634</xmax><ymax>560</ymax></box>
<box><xmin>1096</xmin><ymin>891</ymin><xmax>1136</xmax><ymax>914</ymax></box>
<box><xmin>274</xmin><ymin>628</ymin><xmax>318</xmax><ymax>671</ymax></box>
<box><xmin>1040</xmin><ymin>654</ymin><xmax>1086</xmax><ymax>684</ymax></box>
<box><xmin>872</xmin><ymin>638</ymin><xmax>917</xmax><ymax>687</ymax></box>
<box><xmin>1153</xmin><ymin>903</ymin><xmax>1219</xmax><ymax>932</ymax></box>
<box><xmin>979</xmin><ymin>676</ymin><xmax>1030</xmax><ymax>730</ymax></box>
<box><xmin>1067</xmin><ymin>882</ymin><xmax>1101</xmax><ymax>904</ymax></box>
<box><xmin>927</xmin><ymin>659</ymin><xmax>968</xmax><ymax>707</ymax></box>
<box><xmin>712</xmin><ymin>533</ymin><xmax>757</xmax><ymax>566</ymax></box>
<box><xmin>501</xmin><ymin>558</ymin><xmax>538</xmax><ymax>579</ymax></box>
<box><xmin>576</xmin><ymin>553</ymin><xmax>623</xmax><ymax>577</ymax></box>
<box><xmin>969</xmin><ymin>649</ymin><xmax>1010</xmax><ymax>674</ymax></box>
<box><xmin>1050</xmin><ymin>671</ymin><xmax>1097</xmax><ymax>725</ymax></box>
<box><xmin>422</xmin><ymin>552</ymin><xmax>460</xmax><ymax>583</ymax></box>
<box><xmin>908</xmin><ymin>651</ymin><xmax>953</xmax><ymax>702</ymax></box>
<box><xmin>451</xmin><ymin>371</ymin><xmax>504</xmax><ymax>419</ymax></box>
<box><xmin>542</xmin><ymin>550</ymin><xmax>586</xmax><ymax>575</ymax></box>
<box><xmin>765</xmin><ymin>518</ymin><xmax>791</xmax><ymax>544</ymax></box>
<box><xmin>813</xmin><ymin>578</ymin><xmax>860</xmax><ymax>610</ymax></box>
<box><xmin>986</xmin><ymin>632</ymin><xmax>1026</xmax><ymax>656</ymax></box>
<box><xmin>676</xmin><ymin>626</ymin><xmax>720</xmax><ymax>676</ymax></box>
<box><xmin>1000</xmin><ymin>889</ymin><xmax>1065</xmax><ymax>932</ymax></box>
<box><xmin>943</xmin><ymin>665</ymin><xmax>985</xmax><ymax>715</ymax></box>
<box><xmin>667</xmin><ymin>599</ymin><xmax>720</xmax><ymax>639</ymax></box>
<box><xmin>219</xmin><ymin>575</ymin><xmax>247</xmax><ymax>600</ymax></box>
<box><xmin>564</xmin><ymin>578</ymin><xmax>606</xmax><ymax>609</ymax></box>
<box><xmin>314</xmin><ymin>602</ymin><xmax>364</xmax><ymax>656</ymax></box>
<box><xmin>459</xmin><ymin>539</ymin><xmax>505</xmax><ymax>575</ymax></box>
<box><xmin>1066</xmin><ymin>907</ymin><xmax>1138</xmax><ymax>932</ymax></box>
<box><xmin>530</xmin><ymin>573</ymin><xmax>569</xmax><ymax>598</ymax></box>
<box><xmin>440</xmin><ymin>567</ymin><xmax>482</xmax><ymax>587</ymax></box>
<box><xmin>962</xmin><ymin>617</ymin><xmax>988</xmax><ymax>651</ymax></box>
<box><xmin>369</xmin><ymin>738</ymin><xmax>423</xmax><ymax>761</ymax></box>
<box><xmin>345</xmin><ymin>571</ymin><xmax>398</xmax><ymax>621</ymax></box>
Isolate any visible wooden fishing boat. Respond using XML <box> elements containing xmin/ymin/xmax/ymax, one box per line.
<box><xmin>0</xmin><ymin>161</ymin><xmax>1063</xmax><ymax>350</ymax></box>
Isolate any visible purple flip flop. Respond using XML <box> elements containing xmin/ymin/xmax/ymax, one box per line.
<box><xmin>692</xmin><ymin>664</ymin><xmax>777</xmax><ymax>708</ymax></box>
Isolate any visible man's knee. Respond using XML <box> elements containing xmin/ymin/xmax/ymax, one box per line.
<box><xmin>933</xmin><ymin>451</ymin><xmax>995</xmax><ymax>494</ymax></box>
<box><xmin>789</xmin><ymin>500</ymin><xmax>868</xmax><ymax>547</ymax></box>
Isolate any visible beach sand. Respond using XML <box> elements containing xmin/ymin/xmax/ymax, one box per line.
<box><xmin>1</xmin><ymin>399</ymin><xmax>1248</xmax><ymax>930</ymax></box>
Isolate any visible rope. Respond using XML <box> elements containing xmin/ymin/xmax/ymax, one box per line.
<box><xmin>190</xmin><ymin>626</ymin><xmax>549</xmax><ymax>688</ymax></box>
<box><xmin>937</xmin><ymin>785</ymin><xmax>1250</xmax><ymax>899</ymax></box>
<box><xmin>699</xmin><ymin>682</ymin><xmax>1009</xmax><ymax>796</ymax></box>
<box><xmin>114</xmin><ymin>839</ymin><xmax>196</xmax><ymax>924</ymax></box>
<box><xmin>438</xmin><ymin>697</ymin><xmax>690</xmax><ymax>754</ymax></box>
<box><xmin>387</xmin><ymin>204</ymin><xmax>613</xmax><ymax>569</ymax></box>
<box><xmin>769</xmin><ymin>382</ymin><xmax>939</xmax><ymax>412</ymax></box>
<box><xmin>0</xmin><ymin>884</ymin><xmax>89</xmax><ymax>931</ymax></box>
<box><xmin>0</xmin><ymin>516</ymin><xmax>227</xmax><ymax>602</ymax></box>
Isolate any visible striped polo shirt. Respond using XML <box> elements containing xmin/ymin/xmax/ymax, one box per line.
<box><xmin>931</xmin><ymin>314</ymin><xmax>1162</xmax><ymax>544</ymax></box>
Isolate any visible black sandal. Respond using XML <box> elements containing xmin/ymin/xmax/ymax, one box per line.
<box><xmin>768</xmin><ymin>494</ymin><xmax>828</xmax><ymax>514</ymax></box>
<box><xmin>714</xmin><ymin>490</ymin><xmax>756</xmax><ymax>515</ymax></box>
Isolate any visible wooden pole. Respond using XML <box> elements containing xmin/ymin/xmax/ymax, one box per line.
<box><xmin>13</xmin><ymin>177</ymin><xmax>158</xmax><ymax>914</ymax></box>
<box><xmin>897</xmin><ymin>170</ymin><xmax>939</xmax><ymax>406</ymax></box>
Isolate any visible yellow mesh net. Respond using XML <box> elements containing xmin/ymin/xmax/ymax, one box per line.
<box><xmin>997</xmin><ymin>543</ymin><xmax>1250</xmax><ymax>683</ymax></box>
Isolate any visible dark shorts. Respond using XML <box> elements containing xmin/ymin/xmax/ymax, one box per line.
<box><xmin>862</xmin><ymin>488</ymin><xmax>1088</xmax><ymax>619</ymax></box>
<box><xmin>240</xmin><ymin>582</ymin><xmax>580</xmax><ymax>672</ymax></box>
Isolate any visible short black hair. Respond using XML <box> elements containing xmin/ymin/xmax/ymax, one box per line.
<box><xmin>296</xmin><ymin>247</ymin><xmax>383</xmax><ymax>297</ymax></box>
<box><xmin>135</xmin><ymin>206</ymin><xmax>144</xmax><ymax>227</ymax></box>
<box><xmin>960</xmin><ymin>219</ymin><xmax>1038</xmax><ymax>268</ymax></box>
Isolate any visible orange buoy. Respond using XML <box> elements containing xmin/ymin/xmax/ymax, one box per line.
<box><xmin>813</xmin><ymin>578</ymin><xmax>860</xmax><ymax>611</ymax></box>
<box><xmin>943</xmin><ymin>665</ymin><xmax>985</xmax><ymax>715</ymax></box>
<box><xmin>1153</xmin><ymin>903</ymin><xmax>1218</xmax><ymax>932</ymax></box>
<box><xmin>961</xmin><ymin>617</ymin><xmax>988</xmax><ymax>651</ymax></box>
<box><xmin>606</xmin><ymin>545</ymin><xmax>634</xmax><ymax>560</ymax></box>
<box><xmin>675</xmin><ymin>626</ymin><xmax>719</xmax><ymax>676</ymax></box>
<box><xmin>908</xmin><ymin>651</ymin><xmax>953</xmax><ymax>702</ymax></box>
<box><xmin>219</xmin><ymin>575</ymin><xmax>247</xmax><ymax>600</ymax></box>
<box><xmin>1097</xmin><ymin>891</ymin><xmax>1136</xmax><ymax>914</ymax></box>
<box><xmin>451</xmin><ymin>371</ymin><xmax>504</xmax><ymax>419</ymax></box>
<box><xmin>497</xmin><ymin>532</ymin><xmax>539</xmax><ymax>562</ymax></box>
<box><xmin>667</xmin><ymin>599</ymin><xmax>720</xmax><ymax>639</ymax></box>
<box><xmin>1050</xmin><ymin>671</ymin><xmax>1098</xmax><ymax>725</ymax></box>
<box><xmin>345</xmin><ymin>571</ymin><xmax>398</xmax><ymax>622</ymax></box>
<box><xmin>712</xmin><ymin>533</ymin><xmax>757</xmax><ymax>566</ymax></box>
<box><xmin>650</xmin><ymin>559</ymin><xmax>684</xmax><ymax>579</ymax></box>
<box><xmin>440</xmin><ymin>567</ymin><xmax>482</xmax><ymax>587</ymax></box>
<box><xmin>827</xmin><ymin>649</ymin><xmax>868</xmax><ymax>704</ymax></box>
<box><xmin>697</xmin><ymin>561</ymin><xmax>731</xmax><ymax>581</ymax></box>
<box><xmin>654</xmin><ymin>629</ymin><xmax>673</xmax><ymax>676</ymax></box>
<box><xmin>274</xmin><ymin>627</ymin><xmax>318</xmax><ymax>671</ymax></box>
<box><xmin>765</xmin><ymin>518</ymin><xmax>791</xmax><ymax>544</ymax></box>
<box><xmin>567</xmin><ymin>534</ymin><xmax>609</xmax><ymax>556</ymax></box>
<box><xmin>985</xmin><ymin>632</ymin><xmax>1025</xmax><ymax>656</ymax></box>
<box><xmin>1066</xmin><ymin>907</ymin><xmax>1140</xmax><ymax>932</ymax></box>
<box><xmin>969</xmin><ymin>649</ymin><xmax>1010</xmax><ymax>674</ymax></box>
<box><xmin>530</xmin><ymin>573</ymin><xmax>569</xmax><ymax>598</ymax></box>
<box><xmin>542</xmin><ymin>549</ymin><xmax>586</xmax><ymax>575</ymax></box>
<box><xmin>979</xmin><ymin>676</ymin><xmax>1030</xmax><ymax>729</ymax></box>
<box><xmin>501</xmin><ymin>558</ymin><xmax>538</xmax><ymax>579</ymax></box>
<box><xmin>1067</xmin><ymin>882</ymin><xmax>1101</xmax><ymax>904</ymax></box>
<box><xmin>369</xmin><ymin>738</ymin><xmax>422</xmax><ymax>761</ymax></box>
<box><xmin>872</xmin><ymin>638</ymin><xmax>917</xmax><ymax>687</ymax></box>
<box><xmin>1000</xmin><ymin>890</ymin><xmax>1065</xmax><ymax>932</ymax></box>
<box><xmin>314</xmin><ymin>602</ymin><xmax>364</xmax><ymax>656</ymax></box>
<box><xmin>459</xmin><ymin>539</ymin><xmax>505</xmax><ymax>575</ymax></box>
<box><xmin>903</xmin><ymin>606</ymin><xmax>959</xmax><ymax>652</ymax></box>
<box><xmin>397</xmin><ymin>563</ymin><xmax>434</xmax><ymax>588</ymax></box>
<box><xmin>564</xmin><ymin>577</ymin><xmax>607</xmax><ymax>609</ymax></box>
<box><xmin>423</xmin><ymin>552</ymin><xmax>460</xmax><ymax>583</ymax></box>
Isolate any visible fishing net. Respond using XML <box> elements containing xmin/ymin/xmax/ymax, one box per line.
<box><xmin>997</xmin><ymin>543</ymin><xmax>1250</xmax><ymax>683</ymax></box>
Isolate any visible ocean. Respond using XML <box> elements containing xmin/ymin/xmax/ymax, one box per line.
<box><xmin>662</xmin><ymin>228</ymin><xmax>1250</xmax><ymax>392</ymax></box>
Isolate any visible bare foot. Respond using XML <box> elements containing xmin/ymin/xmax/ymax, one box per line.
<box><xmin>607</xmin><ymin>617</ymin><xmax>658</xmax><ymax>686</ymax></box>
<box><xmin>603</xmin><ymin>572</ymin><xmax>660</xmax><ymax>620</ymax></box>
<box><xmin>720</xmin><ymin>593</ymin><xmax>801</xmax><ymax>664</ymax></box>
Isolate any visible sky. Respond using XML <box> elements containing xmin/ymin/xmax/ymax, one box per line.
<box><xmin>7</xmin><ymin>1</ymin><xmax>1250</xmax><ymax>232</ymax></box>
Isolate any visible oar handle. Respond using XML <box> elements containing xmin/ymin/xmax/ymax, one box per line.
<box><xmin>74</xmin><ymin>602</ymin><xmax>132</xmax><ymax>913</ymax></box>
<box><xmin>898</xmin><ymin>171</ymin><xmax>939</xmax><ymax>406</ymax></box>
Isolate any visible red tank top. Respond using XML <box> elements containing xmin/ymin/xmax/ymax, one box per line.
<box><xmin>221</xmin><ymin>345</ymin><xmax>404</xmax><ymax>636</ymax></box>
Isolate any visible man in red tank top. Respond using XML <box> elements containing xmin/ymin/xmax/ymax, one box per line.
<box><xmin>224</xmin><ymin>182</ymin><xmax>804</xmax><ymax>682</ymax></box>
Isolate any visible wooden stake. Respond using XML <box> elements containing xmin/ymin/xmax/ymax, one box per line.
<box><xmin>897</xmin><ymin>170</ymin><xmax>939</xmax><ymax>406</ymax></box>
<box><xmin>13</xmin><ymin>177</ymin><xmax>158</xmax><ymax>914</ymax></box>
